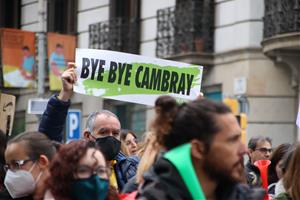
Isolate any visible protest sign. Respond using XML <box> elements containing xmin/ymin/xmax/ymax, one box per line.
<box><xmin>74</xmin><ymin>49</ymin><xmax>203</xmax><ymax>106</ymax></box>
<box><xmin>0</xmin><ymin>93</ymin><xmax>16</xmax><ymax>136</ymax></box>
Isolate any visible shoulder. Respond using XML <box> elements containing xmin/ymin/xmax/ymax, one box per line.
<box><xmin>138</xmin><ymin>157</ymin><xmax>191</xmax><ymax>200</ymax></box>
<box><xmin>116</xmin><ymin>152</ymin><xmax>139</xmax><ymax>165</ymax></box>
<box><xmin>274</xmin><ymin>192</ymin><xmax>291</xmax><ymax>200</ymax></box>
<box><xmin>227</xmin><ymin>183</ymin><xmax>266</xmax><ymax>200</ymax></box>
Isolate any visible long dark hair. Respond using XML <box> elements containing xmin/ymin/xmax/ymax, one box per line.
<box><xmin>268</xmin><ymin>143</ymin><xmax>292</xmax><ymax>184</ymax></box>
<box><xmin>283</xmin><ymin>143</ymin><xmax>300</xmax><ymax>199</ymax></box>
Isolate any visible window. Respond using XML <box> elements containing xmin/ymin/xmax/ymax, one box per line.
<box><xmin>47</xmin><ymin>0</ymin><xmax>77</xmax><ymax>34</ymax></box>
<box><xmin>0</xmin><ymin>0</ymin><xmax>20</xmax><ymax>28</ymax></box>
<box><xmin>156</xmin><ymin>0</ymin><xmax>214</xmax><ymax>57</ymax></box>
<box><xmin>109</xmin><ymin>0</ymin><xmax>141</xmax><ymax>53</ymax></box>
<box><xmin>202</xmin><ymin>84</ymin><xmax>222</xmax><ymax>101</ymax></box>
<box><xmin>104</xmin><ymin>99</ymin><xmax>146</xmax><ymax>135</ymax></box>
<box><xmin>89</xmin><ymin>0</ymin><xmax>140</xmax><ymax>53</ymax></box>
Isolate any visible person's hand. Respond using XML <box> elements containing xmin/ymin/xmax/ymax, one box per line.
<box><xmin>197</xmin><ymin>92</ymin><xmax>204</xmax><ymax>100</ymax></box>
<box><xmin>58</xmin><ymin>62</ymin><xmax>77</xmax><ymax>101</ymax></box>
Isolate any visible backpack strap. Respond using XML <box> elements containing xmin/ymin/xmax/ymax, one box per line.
<box><xmin>164</xmin><ymin>143</ymin><xmax>206</xmax><ymax>200</ymax></box>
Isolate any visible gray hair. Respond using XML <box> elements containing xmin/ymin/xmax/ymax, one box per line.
<box><xmin>85</xmin><ymin>110</ymin><xmax>119</xmax><ymax>133</ymax></box>
<box><xmin>248</xmin><ymin>136</ymin><xmax>272</xmax><ymax>150</ymax></box>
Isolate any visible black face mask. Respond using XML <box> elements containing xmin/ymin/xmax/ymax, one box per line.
<box><xmin>96</xmin><ymin>136</ymin><xmax>121</xmax><ymax>161</ymax></box>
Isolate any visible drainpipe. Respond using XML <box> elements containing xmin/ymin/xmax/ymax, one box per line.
<box><xmin>37</xmin><ymin>0</ymin><xmax>46</xmax><ymax>96</ymax></box>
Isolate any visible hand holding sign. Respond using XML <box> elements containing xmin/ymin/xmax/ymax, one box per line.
<box><xmin>74</xmin><ymin>49</ymin><xmax>203</xmax><ymax>106</ymax></box>
<box><xmin>58</xmin><ymin>62</ymin><xmax>77</xmax><ymax>101</ymax></box>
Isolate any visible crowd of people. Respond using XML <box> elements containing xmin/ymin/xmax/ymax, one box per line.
<box><xmin>0</xmin><ymin>64</ymin><xmax>299</xmax><ymax>200</ymax></box>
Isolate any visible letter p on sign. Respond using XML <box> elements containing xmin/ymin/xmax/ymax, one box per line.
<box><xmin>66</xmin><ymin>110</ymin><xmax>81</xmax><ymax>142</ymax></box>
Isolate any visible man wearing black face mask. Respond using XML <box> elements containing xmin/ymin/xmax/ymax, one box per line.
<box><xmin>38</xmin><ymin>64</ymin><xmax>139</xmax><ymax>191</ymax></box>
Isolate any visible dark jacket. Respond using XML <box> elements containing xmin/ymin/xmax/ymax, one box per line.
<box><xmin>115</xmin><ymin>153</ymin><xmax>139</xmax><ymax>190</ymax></box>
<box><xmin>245</xmin><ymin>161</ymin><xmax>262</xmax><ymax>187</ymax></box>
<box><xmin>137</xmin><ymin>157</ymin><xmax>266</xmax><ymax>200</ymax></box>
<box><xmin>38</xmin><ymin>94</ymin><xmax>139</xmax><ymax>190</ymax></box>
<box><xmin>122</xmin><ymin>175</ymin><xmax>138</xmax><ymax>193</ymax></box>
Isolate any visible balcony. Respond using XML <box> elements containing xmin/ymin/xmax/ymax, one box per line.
<box><xmin>156</xmin><ymin>0</ymin><xmax>214</xmax><ymax>65</ymax></box>
<box><xmin>262</xmin><ymin>0</ymin><xmax>300</xmax><ymax>55</ymax></box>
<box><xmin>262</xmin><ymin>0</ymin><xmax>300</xmax><ymax>87</ymax></box>
<box><xmin>89</xmin><ymin>18</ymin><xmax>140</xmax><ymax>54</ymax></box>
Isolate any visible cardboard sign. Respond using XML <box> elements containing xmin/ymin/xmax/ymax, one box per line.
<box><xmin>47</xmin><ymin>33</ymin><xmax>76</xmax><ymax>91</ymax></box>
<box><xmin>0</xmin><ymin>28</ymin><xmax>36</xmax><ymax>88</ymax></box>
<box><xmin>74</xmin><ymin>49</ymin><xmax>203</xmax><ymax>106</ymax></box>
<box><xmin>0</xmin><ymin>93</ymin><xmax>16</xmax><ymax>136</ymax></box>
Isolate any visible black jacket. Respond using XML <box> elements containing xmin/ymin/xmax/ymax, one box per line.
<box><xmin>137</xmin><ymin>157</ymin><xmax>265</xmax><ymax>200</ymax></box>
<box><xmin>245</xmin><ymin>161</ymin><xmax>262</xmax><ymax>187</ymax></box>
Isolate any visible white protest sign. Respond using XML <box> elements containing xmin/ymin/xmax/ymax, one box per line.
<box><xmin>74</xmin><ymin>49</ymin><xmax>203</xmax><ymax>106</ymax></box>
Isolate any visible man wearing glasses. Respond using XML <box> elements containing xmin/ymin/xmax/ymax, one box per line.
<box><xmin>245</xmin><ymin>136</ymin><xmax>272</xmax><ymax>187</ymax></box>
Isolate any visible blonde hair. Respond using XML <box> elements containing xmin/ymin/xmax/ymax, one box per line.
<box><xmin>120</xmin><ymin>140</ymin><xmax>130</xmax><ymax>156</ymax></box>
<box><xmin>136</xmin><ymin>132</ymin><xmax>162</xmax><ymax>184</ymax></box>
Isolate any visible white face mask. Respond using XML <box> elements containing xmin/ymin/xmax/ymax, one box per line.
<box><xmin>4</xmin><ymin>162</ymin><xmax>43</xmax><ymax>198</ymax></box>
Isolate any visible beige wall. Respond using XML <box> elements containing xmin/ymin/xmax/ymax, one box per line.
<box><xmin>203</xmin><ymin>49</ymin><xmax>297</xmax><ymax>146</ymax></box>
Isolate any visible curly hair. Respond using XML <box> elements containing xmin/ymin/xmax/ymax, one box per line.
<box><xmin>46</xmin><ymin>140</ymin><xmax>96</xmax><ymax>200</ymax></box>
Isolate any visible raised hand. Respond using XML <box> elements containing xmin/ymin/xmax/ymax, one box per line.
<box><xmin>58</xmin><ymin>62</ymin><xmax>77</xmax><ymax>101</ymax></box>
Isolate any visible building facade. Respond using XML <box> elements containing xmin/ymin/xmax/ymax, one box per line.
<box><xmin>0</xmin><ymin>0</ymin><xmax>298</xmax><ymax>145</ymax></box>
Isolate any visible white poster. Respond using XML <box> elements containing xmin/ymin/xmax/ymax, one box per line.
<box><xmin>74</xmin><ymin>49</ymin><xmax>203</xmax><ymax>106</ymax></box>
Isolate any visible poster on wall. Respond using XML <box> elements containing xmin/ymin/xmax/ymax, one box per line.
<box><xmin>47</xmin><ymin>33</ymin><xmax>76</xmax><ymax>91</ymax></box>
<box><xmin>0</xmin><ymin>28</ymin><xmax>36</xmax><ymax>88</ymax></box>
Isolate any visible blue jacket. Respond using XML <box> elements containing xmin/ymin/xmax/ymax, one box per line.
<box><xmin>38</xmin><ymin>94</ymin><xmax>139</xmax><ymax>190</ymax></box>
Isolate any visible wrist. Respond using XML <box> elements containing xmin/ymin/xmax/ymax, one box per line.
<box><xmin>58</xmin><ymin>90</ymin><xmax>72</xmax><ymax>102</ymax></box>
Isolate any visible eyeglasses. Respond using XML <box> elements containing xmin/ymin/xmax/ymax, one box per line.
<box><xmin>4</xmin><ymin>159</ymin><xmax>34</xmax><ymax>171</ymax></box>
<box><xmin>255</xmin><ymin>148</ymin><xmax>272</xmax><ymax>154</ymax></box>
<box><xmin>75</xmin><ymin>165</ymin><xmax>111</xmax><ymax>179</ymax></box>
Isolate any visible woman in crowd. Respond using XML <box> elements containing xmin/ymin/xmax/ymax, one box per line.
<box><xmin>274</xmin><ymin>143</ymin><xmax>300</xmax><ymax>200</ymax></box>
<box><xmin>120</xmin><ymin>130</ymin><xmax>138</xmax><ymax>156</ymax></box>
<box><xmin>3</xmin><ymin>131</ymin><xmax>56</xmax><ymax>200</ymax></box>
<box><xmin>45</xmin><ymin>140</ymin><xmax>118</xmax><ymax>200</ymax></box>
<box><xmin>122</xmin><ymin>131</ymin><xmax>163</xmax><ymax>193</ymax></box>
<box><xmin>268</xmin><ymin>143</ymin><xmax>292</xmax><ymax>197</ymax></box>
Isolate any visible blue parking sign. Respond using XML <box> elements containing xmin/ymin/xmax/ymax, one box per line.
<box><xmin>66</xmin><ymin>110</ymin><xmax>81</xmax><ymax>142</ymax></box>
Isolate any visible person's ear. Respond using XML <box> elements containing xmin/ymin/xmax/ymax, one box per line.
<box><xmin>37</xmin><ymin>155</ymin><xmax>49</xmax><ymax>170</ymax></box>
<box><xmin>190</xmin><ymin>139</ymin><xmax>206</xmax><ymax>160</ymax></box>
<box><xmin>83</xmin><ymin>130</ymin><xmax>93</xmax><ymax>141</ymax></box>
<box><xmin>248</xmin><ymin>148</ymin><xmax>254</xmax><ymax>155</ymax></box>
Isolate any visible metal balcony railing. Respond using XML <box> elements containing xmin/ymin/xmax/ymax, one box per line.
<box><xmin>156</xmin><ymin>0</ymin><xmax>214</xmax><ymax>58</ymax></box>
<box><xmin>89</xmin><ymin>18</ymin><xmax>140</xmax><ymax>54</ymax></box>
<box><xmin>264</xmin><ymin>0</ymin><xmax>300</xmax><ymax>38</ymax></box>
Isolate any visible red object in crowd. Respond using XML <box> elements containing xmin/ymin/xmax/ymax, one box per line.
<box><xmin>254</xmin><ymin>160</ymin><xmax>272</xmax><ymax>200</ymax></box>
<box><xmin>119</xmin><ymin>191</ymin><xmax>138</xmax><ymax>200</ymax></box>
